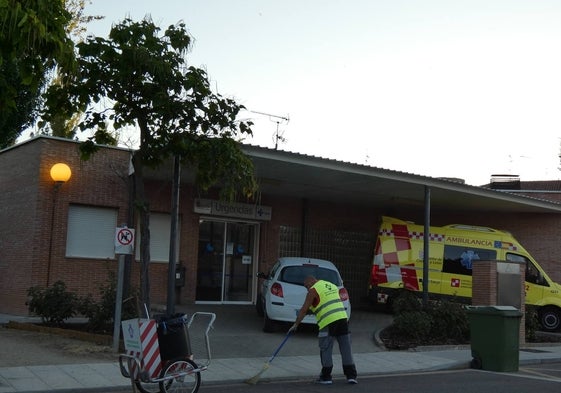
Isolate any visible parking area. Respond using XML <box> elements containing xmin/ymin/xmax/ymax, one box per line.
<box><xmin>174</xmin><ymin>304</ymin><xmax>393</xmax><ymax>359</ymax></box>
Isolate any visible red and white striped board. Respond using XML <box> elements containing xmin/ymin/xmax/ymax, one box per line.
<box><xmin>122</xmin><ymin>319</ymin><xmax>162</xmax><ymax>379</ymax></box>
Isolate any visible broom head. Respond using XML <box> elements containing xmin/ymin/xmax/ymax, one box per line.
<box><xmin>245</xmin><ymin>361</ymin><xmax>271</xmax><ymax>385</ymax></box>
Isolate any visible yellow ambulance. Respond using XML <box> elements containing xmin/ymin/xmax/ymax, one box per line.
<box><xmin>369</xmin><ymin>216</ymin><xmax>561</xmax><ymax>331</ymax></box>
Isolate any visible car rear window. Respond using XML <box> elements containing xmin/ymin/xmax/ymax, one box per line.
<box><xmin>280</xmin><ymin>265</ymin><xmax>342</xmax><ymax>286</ymax></box>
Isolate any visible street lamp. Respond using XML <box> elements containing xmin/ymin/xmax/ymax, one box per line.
<box><xmin>50</xmin><ymin>163</ymin><xmax>72</xmax><ymax>187</ymax></box>
<box><xmin>46</xmin><ymin>163</ymin><xmax>72</xmax><ymax>286</ymax></box>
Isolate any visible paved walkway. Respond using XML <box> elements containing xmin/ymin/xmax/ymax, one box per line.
<box><xmin>3</xmin><ymin>345</ymin><xmax>561</xmax><ymax>392</ymax></box>
<box><xmin>2</xmin><ymin>310</ymin><xmax>561</xmax><ymax>392</ymax></box>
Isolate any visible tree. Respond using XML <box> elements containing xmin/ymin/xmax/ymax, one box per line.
<box><xmin>41</xmin><ymin>0</ymin><xmax>104</xmax><ymax>139</ymax></box>
<box><xmin>0</xmin><ymin>59</ymin><xmax>43</xmax><ymax>147</ymax></box>
<box><xmin>42</xmin><ymin>17</ymin><xmax>257</xmax><ymax>311</ymax></box>
<box><xmin>0</xmin><ymin>0</ymin><xmax>76</xmax><ymax>148</ymax></box>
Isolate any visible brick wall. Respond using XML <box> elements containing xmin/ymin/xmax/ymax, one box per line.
<box><xmin>3</xmin><ymin>136</ymin><xmax>561</xmax><ymax>318</ymax></box>
<box><xmin>0</xmin><ymin>141</ymin><xmax>43</xmax><ymax>314</ymax></box>
<box><xmin>0</xmin><ymin>138</ymin><xmax>132</xmax><ymax>314</ymax></box>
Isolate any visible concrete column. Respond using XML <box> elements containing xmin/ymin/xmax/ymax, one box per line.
<box><xmin>472</xmin><ymin>260</ymin><xmax>525</xmax><ymax>345</ymax></box>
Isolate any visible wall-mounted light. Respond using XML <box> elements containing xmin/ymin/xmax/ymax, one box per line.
<box><xmin>50</xmin><ymin>163</ymin><xmax>72</xmax><ymax>184</ymax></box>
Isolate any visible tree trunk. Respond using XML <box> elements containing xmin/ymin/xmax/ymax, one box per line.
<box><xmin>132</xmin><ymin>152</ymin><xmax>151</xmax><ymax>316</ymax></box>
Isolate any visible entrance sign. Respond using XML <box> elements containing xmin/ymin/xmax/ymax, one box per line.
<box><xmin>194</xmin><ymin>198</ymin><xmax>272</xmax><ymax>221</ymax></box>
<box><xmin>115</xmin><ymin>226</ymin><xmax>135</xmax><ymax>255</ymax></box>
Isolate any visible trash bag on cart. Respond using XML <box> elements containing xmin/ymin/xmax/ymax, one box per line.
<box><xmin>154</xmin><ymin>313</ymin><xmax>191</xmax><ymax>361</ymax></box>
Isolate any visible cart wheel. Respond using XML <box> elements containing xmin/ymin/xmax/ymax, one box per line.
<box><xmin>160</xmin><ymin>359</ymin><xmax>201</xmax><ymax>393</ymax></box>
<box><xmin>135</xmin><ymin>380</ymin><xmax>162</xmax><ymax>393</ymax></box>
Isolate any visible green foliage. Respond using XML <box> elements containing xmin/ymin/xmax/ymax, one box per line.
<box><xmin>26</xmin><ymin>281</ymin><xmax>78</xmax><ymax>326</ymax></box>
<box><xmin>0</xmin><ymin>58</ymin><xmax>43</xmax><ymax>148</ymax></box>
<box><xmin>385</xmin><ymin>291</ymin><xmax>471</xmax><ymax>347</ymax></box>
<box><xmin>42</xmin><ymin>17</ymin><xmax>257</xmax><ymax>197</ymax></box>
<box><xmin>391</xmin><ymin>289</ymin><xmax>422</xmax><ymax>314</ymax></box>
<box><xmin>387</xmin><ymin>291</ymin><xmax>541</xmax><ymax>347</ymax></box>
<box><xmin>0</xmin><ymin>0</ymin><xmax>76</xmax><ymax>147</ymax></box>
<box><xmin>427</xmin><ymin>300</ymin><xmax>470</xmax><ymax>343</ymax></box>
<box><xmin>525</xmin><ymin>305</ymin><xmax>540</xmax><ymax>341</ymax></box>
<box><xmin>42</xmin><ymin>17</ymin><xmax>258</xmax><ymax>308</ymax></box>
<box><xmin>27</xmin><ymin>273</ymin><xmax>139</xmax><ymax>333</ymax></box>
<box><xmin>77</xmin><ymin>272</ymin><xmax>139</xmax><ymax>332</ymax></box>
<box><xmin>393</xmin><ymin>310</ymin><xmax>432</xmax><ymax>341</ymax></box>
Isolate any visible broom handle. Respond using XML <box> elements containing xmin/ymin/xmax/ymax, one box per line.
<box><xmin>268</xmin><ymin>332</ymin><xmax>292</xmax><ymax>363</ymax></box>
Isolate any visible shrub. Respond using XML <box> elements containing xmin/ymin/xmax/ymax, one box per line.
<box><xmin>525</xmin><ymin>306</ymin><xmax>540</xmax><ymax>341</ymax></box>
<box><xmin>27</xmin><ymin>273</ymin><xmax>139</xmax><ymax>333</ymax></box>
<box><xmin>77</xmin><ymin>270</ymin><xmax>139</xmax><ymax>332</ymax></box>
<box><xmin>27</xmin><ymin>281</ymin><xmax>78</xmax><ymax>326</ymax></box>
<box><xmin>427</xmin><ymin>300</ymin><xmax>470</xmax><ymax>344</ymax></box>
<box><xmin>384</xmin><ymin>291</ymin><xmax>471</xmax><ymax>347</ymax></box>
<box><xmin>393</xmin><ymin>310</ymin><xmax>432</xmax><ymax>341</ymax></box>
<box><xmin>386</xmin><ymin>291</ymin><xmax>542</xmax><ymax>347</ymax></box>
<box><xmin>391</xmin><ymin>289</ymin><xmax>422</xmax><ymax>314</ymax></box>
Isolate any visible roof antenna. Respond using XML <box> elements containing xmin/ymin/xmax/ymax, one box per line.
<box><xmin>250</xmin><ymin>110</ymin><xmax>290</xmax><ymax>150</ymax></box>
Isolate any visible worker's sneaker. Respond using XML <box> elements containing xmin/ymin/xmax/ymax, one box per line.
<box><xmin>315</xmin><ymin>376</ymin><xmax>333</xmax><ymax>385</ymax></box>
<box><xmin>347</xmin><ymin>378</ymin><xmax>358</xmax><ymax>384</ymax></box>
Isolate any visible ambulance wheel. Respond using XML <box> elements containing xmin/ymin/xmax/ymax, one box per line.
<box><xmin>470</xmin><ymin>357</ymin><xmax>482</xmax><ymax>369</ymax></box>
<box><xmin>539</xmin><ymin>306</ymin><xmax>561</xmax><ymax>332</ymax></box>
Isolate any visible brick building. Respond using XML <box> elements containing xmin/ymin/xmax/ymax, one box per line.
<box><xmin>2</xmin><ymin>136</ymin><xmax>561</xmax><ymax>316</ymax></box>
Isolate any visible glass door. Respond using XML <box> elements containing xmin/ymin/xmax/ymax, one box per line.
<box><xmin>196</xmin><ymin>220</ymin><xmax>225</xmax><ymax>301</ymax></box>
<box><xmin>196</xmin><ymin>219</ymin><xmax>257</xmax><ymax>303</ymax></box>
<box><xmin>224</xmin><ymin>222</ymin><xmax>255</xmax><ymax>302</ymax></box>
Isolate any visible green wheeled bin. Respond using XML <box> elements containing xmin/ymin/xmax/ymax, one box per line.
<box><xmin>467</xmin><ymin>305</ymin><xmax>522</xmax><ymax>372</ymax></box>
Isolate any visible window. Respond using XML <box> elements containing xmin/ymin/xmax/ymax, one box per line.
<box><xmin>66</xmin><ymin>205</ymin><xmax>117</xmax><ymax>258</ymax></box>
<box><xmin>135</xmin><ymin>212</ymin><xmax>176</xmax><ymax>263</ymax></box>
<box><xmin>507</xmin><ymin>253</ymin><xmax>549</xmax><ymax>286</ymax></box>
<box><xmin>280</xmin><ymin>266</ymin><xmax>341</xmax><ymax>286</ymax></box>
<box><xmin>443</xmin><ymin>245</ymin><xmax>496</xmax><ymax>275</ymax></box>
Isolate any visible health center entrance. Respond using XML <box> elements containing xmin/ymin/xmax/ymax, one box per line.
<box><xmin>196</xmin><ymin>219</ymin><xmax>258</xmax><ymax>303</ymax></box>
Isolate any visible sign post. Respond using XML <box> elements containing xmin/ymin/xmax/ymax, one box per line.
<box><xmin>113</xmin><ymin>226</ymin><xmax>135</xmax><ymax>351</ymax></box>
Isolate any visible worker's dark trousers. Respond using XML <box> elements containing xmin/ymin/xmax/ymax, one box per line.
<box><xmin>318</xmin><ymin>329</ymin><xmax>357</xmax><ymax>379</ymax></box>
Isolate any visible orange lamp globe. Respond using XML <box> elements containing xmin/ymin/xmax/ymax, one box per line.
<box><xmin>50</xmin><ymin>163</ymin><xmax>72</xmax><ymax>183</ymax></box>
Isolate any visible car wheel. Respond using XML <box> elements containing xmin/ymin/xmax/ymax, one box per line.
<box><xmin>255</xmin><ymin>294</ymin><xmax>264</xmax><ymax>317</ymax></box>
<box><xmin>540</xmin><ymin>306</ymin><xmax>561</xmax><ymax>331</ymax></box>
<box><xmin>263</xmin><ymin>309</ymin><xmax>276</xmax><ymax>333</ymax></box>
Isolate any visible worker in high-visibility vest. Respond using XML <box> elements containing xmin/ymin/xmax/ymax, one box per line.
<box><xmin>290</xmin><ymin>275</ymin><xmax>357</xmax><ymax>385</ymax></box>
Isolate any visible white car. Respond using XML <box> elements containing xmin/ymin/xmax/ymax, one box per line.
<box><xmin>256</xmin><ymin>257</ymin><xmax>351</xmax><ymax>332</ymax></box>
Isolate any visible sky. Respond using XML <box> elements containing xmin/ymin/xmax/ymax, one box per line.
<box><xmin>77</xmin><ymin>1</ymin><xmax>561</xmax><ymax>185</ymax></box>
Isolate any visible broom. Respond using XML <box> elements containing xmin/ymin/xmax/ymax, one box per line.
<box><xmin>245</xmin><ymin>331</ymin><xmax>292</xmax><ymax>385</ymax></box>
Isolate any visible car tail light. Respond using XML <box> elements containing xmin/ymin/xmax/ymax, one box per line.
<box><xmin>271</xmin><ymin>282</ymin><xmax>284</xmax><ymax>298</ymax></box>
<box><xmin>339</xmin><ymin>287</ymin><xmax>349</xmax><ymax>301</ymax></box>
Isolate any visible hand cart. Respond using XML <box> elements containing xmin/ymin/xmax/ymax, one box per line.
<box><xmin>119</xmin><ymin>312</ymin><xmax>216</xmax><ymax>393</ymax></box>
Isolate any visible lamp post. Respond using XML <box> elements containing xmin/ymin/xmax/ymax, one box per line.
<box><xmin>46</xmin><ymin>163</ymin><xmax>72</xmax><ymax>286</ymax></box>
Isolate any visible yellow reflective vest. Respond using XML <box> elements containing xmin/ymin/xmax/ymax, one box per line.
<box><xmin>309</xmin><ymin>279</ymin><xmax>347</xmax><ymax>330</ymax></box>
